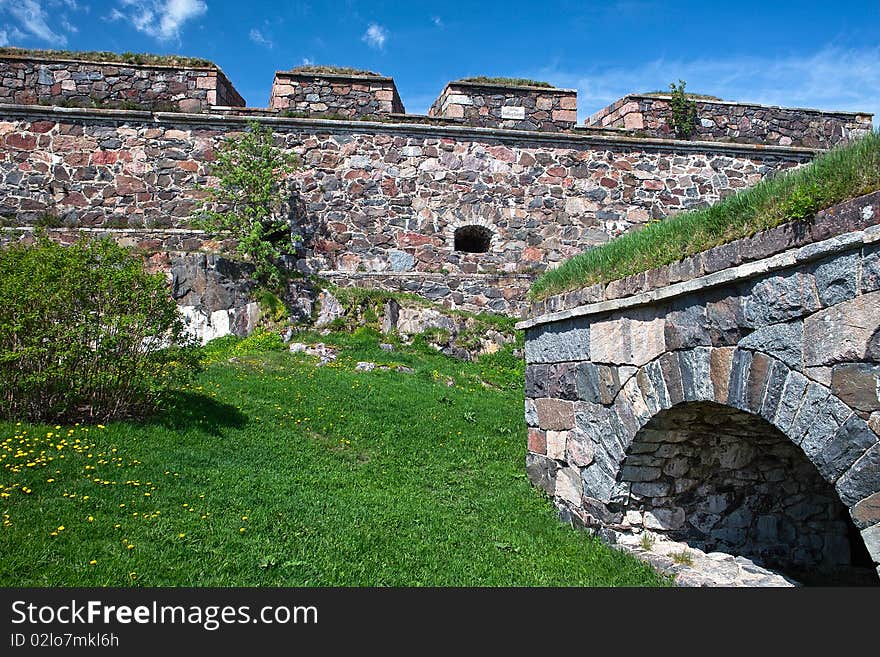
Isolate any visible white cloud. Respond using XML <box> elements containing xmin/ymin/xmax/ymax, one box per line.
<box><xmin>537</xmin><ymin>46</ymin><xmax>880</xmax><ymax>124</ymax></box>
<box><xmin>431</xmin><ymin>16</ymin><xmax>442</xmax><ymax>28</ymax></box>
<box><xmin>362</xmin><ymin>22</ymin><xmax>386</xmax><ymax>50</ymax></box>
<box><xmin>0</xmin><ymin>28</ymin><xmax>7</xmax><ymax>45</ymax></box>
<box><xmin>111</xmin><ymin>0</ymin><xmax>207</xmax><ymax>43</ymax></box>
<box><xmin>249</xmin><ymin>27</ymin><xmax>272</xmax><ymax>49</ymax></box>
<box><xmin>301</xmin><ymin>57</ymin><xmax>313</xmax><ymax>66</ymax></box>
<box><xmin>0</xmin><ymin>0</ymin><xmax>70</xmax><ymax>45</ymax></box>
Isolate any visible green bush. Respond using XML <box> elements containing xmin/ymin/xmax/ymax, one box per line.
<box><xmin>0</xmin><ymin>235</ymin><xmax>199</xmax><ymax>422</ymax></box>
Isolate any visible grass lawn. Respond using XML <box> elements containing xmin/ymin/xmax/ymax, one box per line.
<box><xmin>530</xmin><ymin>131</ymin><xmax>880</xmax><ymax>300</ymax></box>
<box><xmin>0</xmin><ymin>329</ymin><xmax>666</xmax><ymax>586</ymax></box>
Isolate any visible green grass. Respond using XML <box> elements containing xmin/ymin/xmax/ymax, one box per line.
<box><xmin>0</xmin><ymin>329</ymin><xmax>665</xmax><ymax>586</ymax></box>
<box><xmin>641</xmin><ymin>91</ymin><xmax>723</xmax><ymax>101</ymax></box>
<box><xmin>530</xmin><ymin>131</ymin><xmax>880</xmax><ymax>300</ymax></box>
<box><xmin>458</xmin><ymin>77</ymin><xmax>553</xmax><ymax>89</ymax></box>
<box><xmin>0</xmin><ymin>47</ymin><xmax>214</xmax><ymax>68</ymax></box>
<box><xmin>288</xmin><ymin>65</ymin><xmax>382</xmax><ymax>77</ymax></box>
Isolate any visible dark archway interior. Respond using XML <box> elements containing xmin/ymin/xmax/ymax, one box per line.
<box><xmin>618</xmin><ymin>401</ymin><xmax>878</xmax><ymax>586</ymax></box>
<box><xmin>453</xmin><ymin>225</ymin><xmax>492</xmax><ymax>253</ymax></box>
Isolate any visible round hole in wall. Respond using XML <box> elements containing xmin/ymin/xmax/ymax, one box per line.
<box><xmin>454</xmin><ymin>225</ymin><xmax>492</xmax><ymax>253</ymax></box>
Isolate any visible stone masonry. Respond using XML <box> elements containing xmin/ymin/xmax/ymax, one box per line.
<box><xmin>519</xmin><ymin>191</ymin><xmax>880</xmax><ymax>584</ymax></box>
<box><xmin>428</xmin><ymin>80</ymin><xmax>577</xmax><ymax>132</ymax></box>
<box><xmin>269</xmin><ymin>70</ymin><xmax>405</xmax><ymax>118</ymax></box>
<box><xmin>587</xmin><ymin>94</ymin><xmax>873</xmax><ymax>148</ymax></box>
<box><xmin>0</xmin><ymin>106</ymin><xmax>817</xmax><ymax>314</ymax></box>
<box><xmin>0</xmin><ymin>52</ymin><xmax>244</xmax><ymax>112</ymax></box>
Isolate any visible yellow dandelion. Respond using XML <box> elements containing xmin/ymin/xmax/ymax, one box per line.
<box><xmin>178</xmin><ymin>533</ymin><xmax>186</xmax><ymax>538</ymax></box>
<box><xmin>87</xmin><ymin>516</ymin><xmax>94</xmax><ymax>522</ymax></box>
<box><xmin>241</xmin><ymin>515</ymin><xmax>248</xmax><ymax>521</ymax></box>
<box><xmin>239</xmin><ymin>527</ymin><xmax>246</xmax><ymax>533</ymax></box>
<box><xmin>89</xmin><ymin>560</ymin><xmax>97</xmax><ymax>566</ymax></box>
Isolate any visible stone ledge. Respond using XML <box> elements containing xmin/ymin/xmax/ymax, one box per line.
<box><xmin>519</xmin><ymin>191</ymin><xmax>880</xmax><ymax>329</ymax></box>
<box><xmin>608</xmin><ymin>94</ymin><xmax>874</xmax><ymax>119</ymax></box>
<box><xmin>0</xmin><ymin>103</ymin><xmax>822</xmax><ymax>156</ymax></box>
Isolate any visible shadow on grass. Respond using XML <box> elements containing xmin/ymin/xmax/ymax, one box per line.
<box><xmin>148</xmin><ymin>390</ymin><xmax>248</xmax><ymax>436</ymax></box>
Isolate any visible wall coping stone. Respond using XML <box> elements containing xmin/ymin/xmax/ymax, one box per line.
<box><xmin>0</xmin><ymin>52</ymin><xmax>241</xmax><ymax>103</ymax></box>
<box><xmin>586</xmin><ymin>93</ymin><xmax>875</xmax><ymax>125</ymax></box>
<box><xmin>274</xmin><ymin>70</ymin><xmax>394</xmax><ymax>83</ymax></box>
<box><xmin>440</xmin><ymin>80</ymin><xmax>577</xmax><ymax>93</ymax></box>
<box><xmin>0</xmin><ymin>51</ymin><xmax>223</xmax><ymax>73</ymax></box>
<box><xmin>0</xmin><ymin>103</ymin><xmax>821</xmax><ymax>157</ymax></box>
<box><xmin>516</xmin><ymin>191</ymin><xmax>880</xmax><ymax>330</ymax></box>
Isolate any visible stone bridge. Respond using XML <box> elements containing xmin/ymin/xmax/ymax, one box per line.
<box><xmin>517</xmin><ymin>191</ymin><xmax>880</xmax><ymax>585</ymax></box>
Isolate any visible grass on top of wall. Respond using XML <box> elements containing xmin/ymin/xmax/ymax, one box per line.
<box><xmin>529</xmin><ymin>131</ymin><xmax>880</xmax><ymax>301</ymax></box>
<box><xmin>288</xmin><ymin>65</ymin><xmax>383</xmax><ymax>77</ymax></box>
<box><xmin>458</xmin><ymin>77</ymin><xmax>554</xmax><ymax>89</ymax></box>
<box><xmin>0</xmin><ymin>47</ymin><xmax>215</xmax><ymax>68</ymax></box>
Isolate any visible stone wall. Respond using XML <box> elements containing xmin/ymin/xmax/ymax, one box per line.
<box><xmin>269</xmin><ymin>71</ymin><xmax>405</xmax><ymax>117</ymax></box>
<box><xmin>428</xmin><ymin>81</ymin><xmax>577</xmax><ymax>132</ymax></box>
<box><xmin>0</xmin><ymin>105</ymin><xmax>815</xmax><ymax>314</ymax></box>
<box><xmin>518</xmin><ymin>192</ymin><xmax>880</xmax><ymax>582</ymax></box>
<box><xmin>0</xmin><ymin>53</ymin><xmax>244</xmax><ymax>112</ymax></box>
<box><xmin>586</xmin><ymin>94</ymin><xmax>873</xmax><ymax>148</ymax></box>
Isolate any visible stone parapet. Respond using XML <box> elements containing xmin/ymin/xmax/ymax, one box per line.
<box><xmin>522</xmin><ymin>191</ymin><xmax>880</xmax><ymax>323</ymax></box>
<box><xmin>269</xmin><ymin>70</ymin><xmax>404</xmax><ymax>117</ymax></box>
<box><xmin>428</xmin><ymin>80</ymin><xmax>577</xmax><ymax>132</ymax></box>
<box><xmin>587</xmin><ymin>94</ymin><xmax>873</xmax><ymax>147</ymax></box>
<box><xmin>0</xmin><ymin>51</ymin><xmax>244</xmax><ymax>112</ymax></box>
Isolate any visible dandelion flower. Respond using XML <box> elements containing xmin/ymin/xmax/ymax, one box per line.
<box><xmin>239</xmin><ymin>527</ymin><xmax>246</xmax><ymax>533</ymax></box>
<box><xmin>89</xmin><ymin>560</ymin><xmax>97</xmax><ymax>566</ymax></box>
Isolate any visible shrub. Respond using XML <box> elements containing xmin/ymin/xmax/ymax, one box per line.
<box><xmin>0</xmin><ymin>235</ymin><xmax>199</xmax><ymax>422</ymax></box>
<box><xmin>668</xmin><ymin>80</ymin><xmax>698</xmax><ymax>138</ymax></box>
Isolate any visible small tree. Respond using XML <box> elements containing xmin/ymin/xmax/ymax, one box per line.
<box><xmin>194</xmin><ymin>121</ymin><xmax>299</xmax><ymax>290</ymax></box>
<box><xmin>668</xmin><ymin>79</ymin><xmax>698</xmax><ymax>139</ymax></box>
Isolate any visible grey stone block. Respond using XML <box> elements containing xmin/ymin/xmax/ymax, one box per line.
<box><xmin>526</xmin><ymin>453</ymin><xmax>558</xmax><ymax>495</ymax></box>
<box><xmin>575</xmin><ymin>362</ymin><xmax>620</xmax><ymax>405</ymax></box>
<box><xmin>524</xmin><ymin>316</ymin><xmax>590</xmax><ymax>363</ymax></box>
<box><xmin>679</xmin><ymin>347</ymin><xmax>713</xmax><ymax>401</ymax></box>
<box><xmin>644</xmin><ymin>359</ymin><xmax>671</xmax><ymax>411</ymax></box>
<box><xmin>549</xmin><ymin>362</ymin><xmax>579</xmax><ymax>400</ymax></box>
<box><xmin>525</xmin><ymin>364</ymin><xmax>550</xmax><ymax>398</ymax></box>
<box><xmin>743</xmin><ymin>271</ymin><xmax>819</xmax><ymax>328</ymax></box>
<box><xmin>760</xmin><ymin>359</ymin><xmax>790</xmax><ymax>422</ymax></box>
<box><xmin>836</xmin><ymin>442</ymin><xmax>880</xmax><ymax>507</ymax></box>
<box><xmin>664</xmin><ymin>304</ymin><xmax>711</xmax><ymax>351</ymax></box>
<box><xmin>727</xmin><ymin>349</ymin><xmax>752</xmax><ymax>410</ymax></box>
<box><xmin>788</xmin><ymin>382</ymin><xmax>831</xmax><ymax>445</ymax></box>
<box><xmin>813</xmin><ymin>253</ymin><xmax>859</xmax><ymax>307</ymax></box>
<box><xmin>811</xmin><ymin>414</ymin><xmax>878</xmax><ymax>483</ymax></box>
<box><xmin>772</xmin><ymin>370</ymin><xmax>809</xmax><ymax>434</ymax></box>
<box><xmin>659</xmin><ymin>351</ymin><xmax>684</xmax><ymax>406</ymax></box>
<box><xmin>737</xmin><ymin>321</ymin><xmax>803</xmax><ymax>370</ymax></box>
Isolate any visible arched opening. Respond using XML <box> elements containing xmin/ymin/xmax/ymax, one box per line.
<box><xmin>453</xmin><ymin>225</ymin><xmax>492</xmax><ymax>253</ymax></box>
<box><xmin>618</xmin><ymin>401</ymin><xmax>877</xmax><ymax>585</ymax></box>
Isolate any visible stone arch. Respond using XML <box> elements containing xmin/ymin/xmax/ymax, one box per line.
<box><xmin>574</xmin><ymin>346</ymin><xmax>880</xmax><ymax>582</ymax></box>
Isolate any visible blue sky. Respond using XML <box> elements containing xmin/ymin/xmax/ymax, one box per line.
<box><xmin>0</xmin><ymin>0</ymin><xmax>878</xmax><ymax>122</ymax></box>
